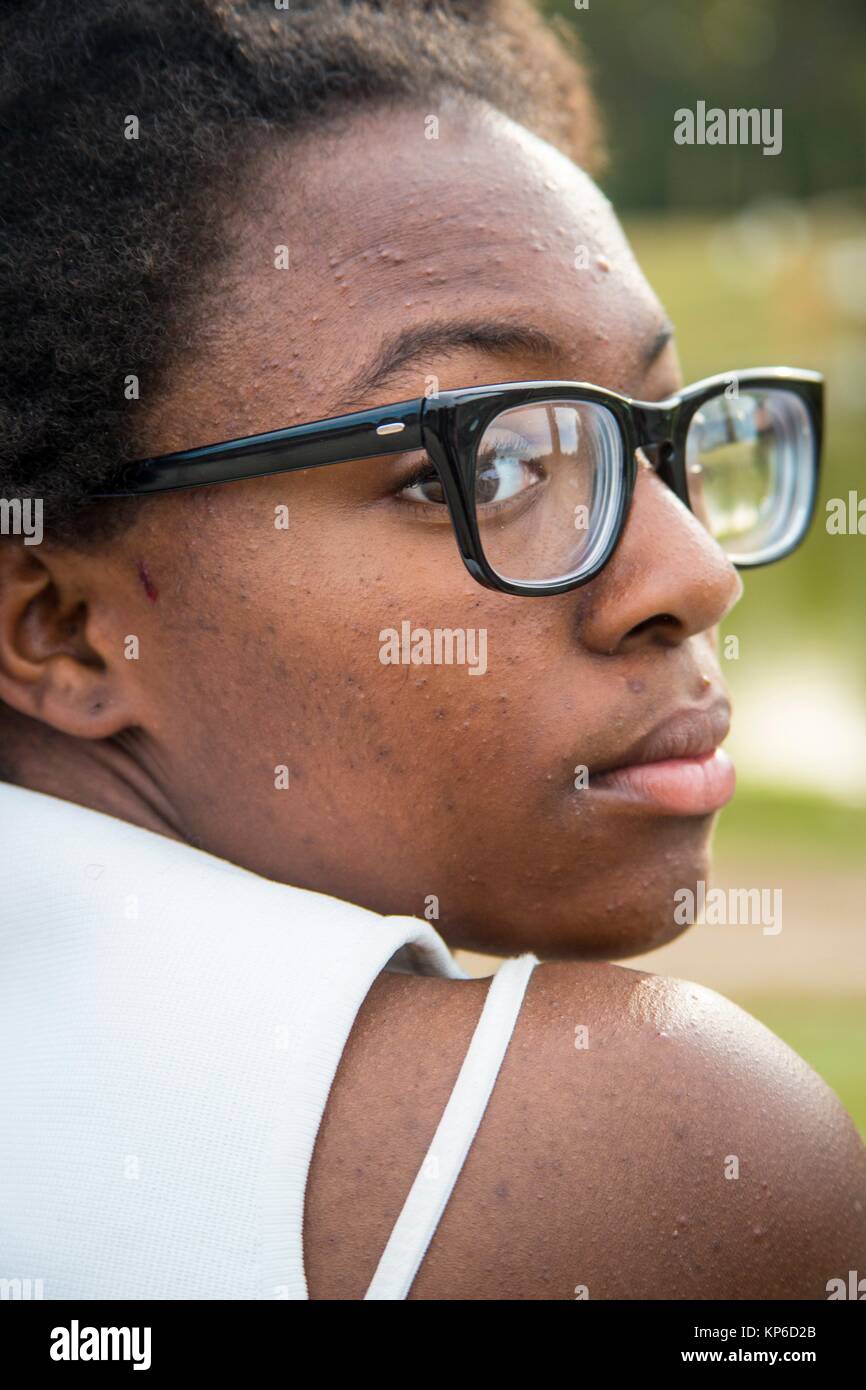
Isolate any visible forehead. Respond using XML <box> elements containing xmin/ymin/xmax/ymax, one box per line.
<box><xmin>284</xmin><ymin>101</ymin><xmax>626</xmax><ymax>289</ymax></box>
<box><xmin>146</xmin><ymin>102</ymin><xmax>669</xmax><ymax>452</ymax></box>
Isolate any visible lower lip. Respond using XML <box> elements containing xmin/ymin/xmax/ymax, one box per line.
<box><xmin>591</xmin><ymin>748</ymin><xmax>736</xmax><ymax>815</ymax></box>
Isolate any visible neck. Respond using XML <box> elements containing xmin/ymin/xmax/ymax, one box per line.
<box><xmin>0</xmin><ymin>705</ymin><xmax>184</xmax><ymax>843</ymax></box>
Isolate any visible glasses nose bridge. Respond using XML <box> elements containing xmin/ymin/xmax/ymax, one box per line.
<box><xmin>630</xmin><ymin>402</ymin><xmax>681</xmax><ymax>490</ymax></box>
<box><xmin>631</xmin><ymin>401</ymin><xmax>675</xmax><ymax>454</ymax></box>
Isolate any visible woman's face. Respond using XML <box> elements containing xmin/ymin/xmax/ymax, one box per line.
<box><xmin>89</xmin><ymin>101</ymin><xmax>743</xmax><ymax>958</ymax></box>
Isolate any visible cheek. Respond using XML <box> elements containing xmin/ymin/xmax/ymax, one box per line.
<box><xmin>176</xmin><ymin>491</ymin><xmax>610</xmax><ymax>818</ymax></box>
<box><xmin>241</xmin><ymin>556</ymin><xmax>588</xmax><ymax>809</ymax></box>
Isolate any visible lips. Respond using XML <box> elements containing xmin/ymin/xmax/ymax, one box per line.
<box><xmin>596</xmin><ymin>702</ymin><xmax>732</xmax><ymax>773</ymax></box>
<box><xmin>589</xmin><ymin>702</ymin><xmax>735</xmax><ymax>815</ymax></box>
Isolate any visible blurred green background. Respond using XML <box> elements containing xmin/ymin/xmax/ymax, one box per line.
<box><xmin>472</xmin><ymin>1</ymin><xmax>866</xmax><ymax>1133</ymax></box>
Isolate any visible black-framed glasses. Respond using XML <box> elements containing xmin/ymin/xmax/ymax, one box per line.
<box><xmin>98</xmin><ymin>367</ymin><xmax>823</xmax><ymax>597</ymax></box>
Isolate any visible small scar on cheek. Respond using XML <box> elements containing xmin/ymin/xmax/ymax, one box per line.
<box><xmin>136</xmin><ymin>561</ymin><xmax>158</xmax><ymax>602</ymax></box>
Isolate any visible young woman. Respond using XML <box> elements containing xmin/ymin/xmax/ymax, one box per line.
<box><xmin>1</xmin><ymin>0</ymin><xmax>863</xmax><ymax>1301</ymax></box>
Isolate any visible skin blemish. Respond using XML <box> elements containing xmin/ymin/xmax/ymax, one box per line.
<box><xmin>136</xmin><ymin>560</ymin><xmax>158</xmax><ymax>603</ymax></box>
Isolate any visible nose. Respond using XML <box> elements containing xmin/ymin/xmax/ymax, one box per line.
<box><xmin>577</xmin><ymin>458</ymin><xmax>743</xmax><ymax>655</ymax></box>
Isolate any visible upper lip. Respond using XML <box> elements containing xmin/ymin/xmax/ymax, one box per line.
<box><xmin>593</xmin><ymin>700</ymin><xmax>732</xmax><ymax>776</ymax></box>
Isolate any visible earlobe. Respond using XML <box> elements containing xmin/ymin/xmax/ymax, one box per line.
<box><xmin>0</xmin><ymin>541</ymin><xmax>138</xmax><ymax>740</ymax></box>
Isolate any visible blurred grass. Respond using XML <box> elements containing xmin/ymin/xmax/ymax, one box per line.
<box><xmin>715</xmin><ymin>783</ymin><xmax>866</xmax><ymax>861</ymax></box>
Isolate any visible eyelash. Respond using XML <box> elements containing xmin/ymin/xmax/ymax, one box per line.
<box><xmin>397</xmin><ymin>456</ymin><xmax>438</xmax><ymax>494</ymax></box>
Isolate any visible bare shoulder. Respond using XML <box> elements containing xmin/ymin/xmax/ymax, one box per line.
<box><xmin>304</xmin><ymin>960</ymin><xmax>866</xmax><ymax>1300</ymax></box>
<box><xmin>437</xmin><ymin>960</ymin><xmax>866</xmax><ymax>1300</ymax></box>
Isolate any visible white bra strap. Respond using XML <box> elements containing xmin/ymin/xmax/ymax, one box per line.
<box><xmin>363</xmin><ymin>951</ymin><xmax>539</xmax><ymax>1301</ymax></box>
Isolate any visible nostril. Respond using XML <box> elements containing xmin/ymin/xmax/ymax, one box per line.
<box><xmin>625</xmin><ymin>613</ymin><xmax>681</xmax><ymax>641</ymax></box>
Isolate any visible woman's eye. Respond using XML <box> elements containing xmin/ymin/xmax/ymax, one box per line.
<box><xmin>398</xmin><ymin>468</ymin><xmax>447</xmax><ymax>506</ymax></box>
<box><xmin>397</xmin><ymin>434</ymin><xmax>543</xmax><ymax>510</ymax></box>
<box><xmin>474</xmin><ymin>447</ymin><xmax>540</xmax><ymax>507</ymax></box>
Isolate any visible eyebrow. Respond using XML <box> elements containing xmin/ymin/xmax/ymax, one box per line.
<box><xmin>341</xmin><ymin>316</ymin><xmax>675</xmax><ymax>404</ymax></box>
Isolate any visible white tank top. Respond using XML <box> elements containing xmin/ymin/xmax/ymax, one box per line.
<box><xmin>0</xmin><ymin>783</ymin><xmax>537</xmax><ymax>1299</ymax></box>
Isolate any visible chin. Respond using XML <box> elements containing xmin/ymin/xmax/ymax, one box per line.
<box><xmin>454</xmin><ymin>824</ymin><xmax>716</xmax><ymax>962</ymax></box>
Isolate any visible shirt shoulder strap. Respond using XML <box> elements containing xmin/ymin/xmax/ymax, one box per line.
<box><xmin>363</xmin><ymin>951</ymin><xmax>539</xmax><ymax>1300</ymax></box>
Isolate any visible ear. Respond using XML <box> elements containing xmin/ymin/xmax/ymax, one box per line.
<box><xmin>0</xmin><ymin>540</ymin><xmax>142</xmax><ymax>739</ymax></box>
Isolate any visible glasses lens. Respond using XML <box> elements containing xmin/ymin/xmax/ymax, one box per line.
<box><xmin>473</xmin><ymin>399</ymin><xmax>624</xmax><ymax>585</ymax></box>
<box><xmin>685</xmin><ymin>388</ymin><xmax>815</xmax><ymax>561</ymax></box>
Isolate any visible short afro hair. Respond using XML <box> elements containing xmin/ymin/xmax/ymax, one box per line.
<box><xmin>0</xmin><ymin>0</ymin><xmax>604</xmax><ymax>537</ymax></box>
